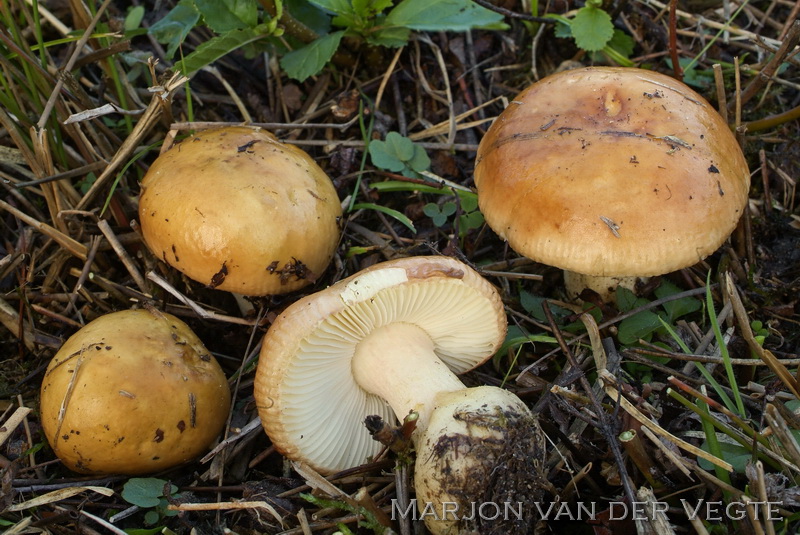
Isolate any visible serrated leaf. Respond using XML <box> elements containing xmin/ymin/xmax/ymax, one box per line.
<box><xmin>280</xmin><ymin>30</ymin><xmax>345</xmax><ymax>82</ymax></box>
<box><xmin>195</xmin><ymin>0</ymin><xmax>259</xmax><ymax>33</ymax></box>
<box><xmin>551</xmin><ymin>17</ymin><xmax>572</xmax><ymax>39</ymax></box>
<box><xmin>148</xmin><ymin>0</ymin><xmax>201</xmax><ymax>59</ymax></box>
<box><xmin>121</xmin><ymin>478</ymin><xmax>170</xmax><ymax>508</ymax></box>
<box><xmin>571</xmin><ymin>6</ymin><xmax>614</xmax><ymax>52</ymax></box>
<box><xmin>385</xmin><ymin>0</ymin><xmax>506</xmax><ymax>32</ymax></box>
<box><xmin>178</xmin><ymin>26</ymin><xmax>268</xmax><ymax>75</ymax></box>
<box><xmin>371</xmin><ymin>0</ymin><xmax>396</xmax><ymax>12</ymax></box>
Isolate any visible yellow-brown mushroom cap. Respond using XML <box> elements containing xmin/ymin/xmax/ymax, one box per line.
<box><xmin>39</xmin><ymin>309</ymin><xmax>231</xmax><ymax>475</ymax></box>
<box><xmin>138</xmin><ymin>126</ymin><xmax>342</xmax><ymax>296</ymax></box>
<box><xmin>474</xmin><ymin>67</ymin><xmax>750</xmax><ymax>277</ymax></box>
<box><xmin>253</xmin><ymin>256</ymin><xmax>507</xmax><ymax>473</ymax></box>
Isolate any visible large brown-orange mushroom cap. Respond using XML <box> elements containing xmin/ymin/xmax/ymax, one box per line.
<box><xmin>474</xmin><ymin>67</ymin><xmax>750</xmax><ymax>280</ymax></box>
<box><xmin>138</xmin><ymin>126</ymin><xmax>342</xmax><ymax>296</ymax></box>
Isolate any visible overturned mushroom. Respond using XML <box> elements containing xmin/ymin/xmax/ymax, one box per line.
<box><xmin>474</xmin><ymin>67</ymin><xmax>750</xmax><ymax>301</ymax></box>
<box><xmin>254</xmin><ymin>256</ymin><xmax>546</xmax><ymax>534</ymax></box>
<box><xmin>138</xmin><ymin>126</ymin><xmax>342</xmax><ymax>296</ymax></box>
<box><xmin>40</xmin><ymin>308</ymin><xmax>231</xmax><ymax>475</ymax></box>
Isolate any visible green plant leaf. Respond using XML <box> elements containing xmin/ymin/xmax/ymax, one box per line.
<box><xmin>385</xmin><ymin>132</ymin><xmax>415</xmax><ymax>161</ymax></box>
<box><xmin>124</xmin><ymin>6</ymin><xmax>145</xmax><ymax>31</ymax></box>
<box><xmin>307</xmin><ymin>0</ymin><xmax>355</xmax><ymax>15</ymax></box>
<box><xmin>385</xmin><ymin>0</ymin><xmax>506</xmax><ymax>32</ymax></box>
<box><xmin>280</xmin><ymin>30</ymin><xmax>345</xmax><ymax>82</ymax></box>
<box><xmin>570</xmin><ymin>5</ymin><xmax>614</xmax><ymax>52</ymax></box>
<box><xmin>368</xmin><ymin>25</ymin><xmax>411</xmax><ymax>46</ymax></box>
<box><xmin>459</xmin><ymin>192</ymin><xmax>478</xmax><ymax>212</ymax></box>
<box><xmin>655</xmin><ymin>280</ymin><xmax>701</xmax><ymax>322</ymax></box>
<box><xmin>148</xmin><ymin>0</ymin><xmax>201</xmax><ymax>59</ymax></box>
<box><xmin>286</xmin><ymin>0</ymin><xmax>333</xmax><ymax>35</ymax></box>
<box><xmin>352</xmin><ymin>202</ymin><xmax>416</xmax><ymax>233</ymax></box>
<box><xmin>195</xmin><ymin>0</ymin><xmax>259</xmax><ymax>33</ymax></box>
<box><xmin>459</xmin><ymin>210</ymin><xmax>484</xmax><ymax>230</ymax></box>
<box><xmin>407</xmin><ymin>144</ymin><xmax>431</xmax><ymax>172</ymax></box>
<box><xmin>618</xmin><ymin>310</ymin><xmax>662</xmax><ymax>345</ymax></box>
<box><xmin>144</xmin><ymin>509</ymin><xmax>161</xmax><ymax>525</ymax></box>
<box><xmin>369</xmin><ymin>133</ymin><xmax>411</xmax><ymax>172</ymax></box>
<box><xmin>423</xmin><ymin>202</ymin><xmax>449</xmax><ymax>226</ymax></box>
<box><xmin>607</xmin><ymin>29</ymin><xmax>634</xmax><ymax>58</ymax></box>
<box><xmin>698</xmin><ymin>436</ymin><xmax>751</xmax><ymax>473</ymax></box>
<box><xmin>498</xmin><ymin>325</ymin><xmax>558</xmax><ymax>355</ymax></box>
<box><xmin>178</xmin><ymin>25</ymin><xmax>269</xmax><ymax>75</ymax></box>
<box><xmin>121</xmin><ymin>478</ymin><xmax>173</xmax><ymax>508</ymax></box>
<box><xmin>614</xmin><ymin>286</ymin><xmax>639</xmax><ymax>312</ymax></box>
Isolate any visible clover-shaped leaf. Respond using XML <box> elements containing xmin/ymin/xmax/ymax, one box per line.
<box><xmin>369</xmin><ymin>132</ymin><xmax>431</xmax><ymax>176</ymax></box>
<box><xmin>423</xmin><ymin>201</ymin><xmax>456</xmax><ymax>227</ymax></box>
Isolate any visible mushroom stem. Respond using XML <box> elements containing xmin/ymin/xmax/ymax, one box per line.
<box><xmin>563</xmin><ymin>271</ymin><xmax>645</xmax><ymax>302</ymax></box>
<box><xmin>353</xmin><ymin>322</ymin><xmax>547</xmax><ymax>535</ymax></box>
<box><xmin>352</xmin><ymin>322</ymin><xmax>466</xmax><ymax>431</ymax></box>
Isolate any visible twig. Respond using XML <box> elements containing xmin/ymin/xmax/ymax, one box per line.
<box><xmin>97</xmin><ymin>219</ymin><xmax>147</xmax><ymax>293</ymax></box>
<box><xmin>145</xmin><ymin>271</ymin><xmax>260</xmax><ymax>326</ymax></box>
<box><xmin>0</xmin><ymin>198</ymin><xmax>87</xmax><ymax>260</ymax></box>
<box><xmin>732</xmin><ymin>20</ymin><xmax>800</xmax><ymax>114</ymax></box>
<box><xmin>669</xmin><ymin>0</ymin><xmax>683</xmax><ymax>80</ymax></box>
<box><xmin>0</xmin><ymin>407</ymin><xmax>32</xmax><ymax>448</ymax></box>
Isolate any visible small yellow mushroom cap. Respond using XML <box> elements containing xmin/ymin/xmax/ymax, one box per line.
<box><xmin>40</xmin><ymin>309</ymin><xmax>231</xmax><ymax>475</ymax></box>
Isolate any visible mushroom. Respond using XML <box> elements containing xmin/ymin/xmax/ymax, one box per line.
<box><xmin>254</xmin><ymin>256</ymin><xmax>546</xmax><ymax>535</ymax></box>
<box><xmin>40</xmin><ymin>308</ymin><xmax>231</xmax><ymax>475</ymax></box>
<box><xmin>138</xmin><ymin>126</ymin><xmax>342</xmax><ymax>296</ymax></box>
<box><xmin>474</xmin><ymin>67</ymin><xmax>750</xmax><ymax>301</ymax></box>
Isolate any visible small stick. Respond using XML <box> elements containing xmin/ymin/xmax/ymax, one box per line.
<box><xmin>668</xmin><ymin>0</ymin><xmax>682</xmax><ymax>81</ymax></box>
<box><xmin>145</xmin><ymin>271</ymin><xmax>259</xmax><ymax>326</ymax></box>
<box><xmin>0</xmin><ymin>199</ymin><xmax>87</xmax><ymax>260</ymax></box>
<box><xmin>167</xmin><ymin>500</ymin><xmax>284</xmax><ymax>526</ymax></box>
<box><xmin>760</xmin><ymin>149</ymin><xmax>772</xmax><ymax>212</ymax></box>
<box><xmin>755</xmin><ymin>461</ymin><xmax>777</xmax><ymax>535</ymax></box>
<box><xmin>0</xmin><ymin>407</ymin><xmax>32</xmax><ymax>448</ymax></box>
<box><xmin>97</xmin><ymin>220</ymin><xmax>147</xmax><ymax>293</ymax></box>
<box><xmin>713</xmin><ymin>64</ymin><xmax>728</xmax><ymax>124</ymax></box>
